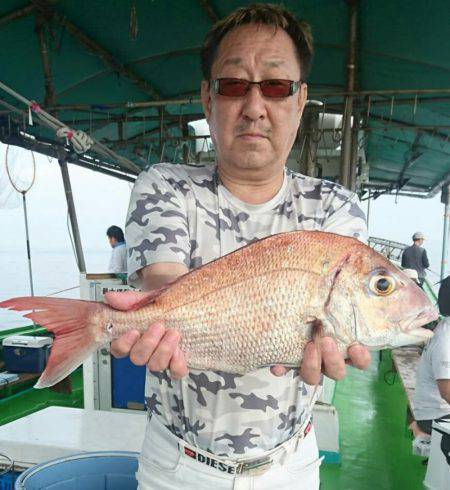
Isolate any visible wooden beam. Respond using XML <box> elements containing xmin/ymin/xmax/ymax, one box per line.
<box><xmin>0</xmin><ymin>4</ymin><xmax>35</xmax><ymax>28</ymax></box>
<box><xmin>32</xmin><ymin>0</ymin><xmax>162</xmax><ymax>101</ymax></box>
<box><xmin>55</xmin><ymin>46</ymin><xmax>201</xmax><ymax>99</ymax></box>
<box><xmin>35</xmin><ymin>13</ymin><xmax>56</xmax><ymax>107</ymax></box>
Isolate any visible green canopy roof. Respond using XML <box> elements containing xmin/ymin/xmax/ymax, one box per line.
<box><xmin>1</xmin><ymin>0</ymin><xmax>449</xmax><ymax>195</ymax></box>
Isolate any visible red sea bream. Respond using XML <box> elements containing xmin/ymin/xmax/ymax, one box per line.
<box><xmin>0</xmin><ymin>231</ymin><xmax>438</xmax><ymax>388</ymax></box>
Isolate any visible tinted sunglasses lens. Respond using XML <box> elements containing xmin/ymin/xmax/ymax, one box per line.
<box><xmin>218</xmin><ymin>79</ymin><xmax>249</xmax><ymax>96</ymax></box>
<box><xmin>260</xmin><ymin>80</ymin><xmax>292</xmax><ymax>98</ymax></box>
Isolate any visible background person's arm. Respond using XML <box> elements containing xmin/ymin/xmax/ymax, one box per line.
<box><xmin>437</xmin><ymin>379</ymin><xmax>450</xmax><ymax>404</ymax></box>
<box><xmin>432</xmin><ymin>324</ymin><xmax>450</xmax><ymax>403</ymax></box>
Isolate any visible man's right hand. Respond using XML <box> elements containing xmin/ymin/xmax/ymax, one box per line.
<box><xmin>109</xmin><ymin>261</ymin><xmax>190</xmax><ymax>378</ymax></box>
<box><xmin>110</xmin><ymin>324</ymin><xmax>189</xmax><ymax>379</ymax></box>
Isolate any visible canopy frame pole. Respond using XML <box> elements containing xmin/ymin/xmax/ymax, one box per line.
<box><xmin>441</xmin><ymin>184</ymin><xmax>450</xmax><ymax>280</ymax></box>
<box><xmin>340</xmin><ymin>0</ymin><xmax>358</xmax><ymax>189</ymax></box>
<box><xmin>349</xmin><ymin>112</ymin><xmax>360</xmax><ymax>190</ymax></box>
<box><xmin>35</xmin><ymin>13</ymin><xmax>56</xmax><ymax>108</ymax></box>
<box><xmin>57</xmin><ymin>148</ymin><xmax>86</xmax><ymax>273</ymax></box>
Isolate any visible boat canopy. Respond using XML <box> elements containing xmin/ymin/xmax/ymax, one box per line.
<box><xmin>0</xmin><ymin>0</ymin><xmax>449</xmax><ymax>196</ymax></box>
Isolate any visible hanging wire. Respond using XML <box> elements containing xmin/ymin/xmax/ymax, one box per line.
<box><xmin>412</xmin><ymin>94</ymin><xmax>418</xmax><ymax>123</ymax></box>
<box><xmin>365</xmin><ymin>95</ymin><xmax>372</xmax><ymax>124</ymax></box>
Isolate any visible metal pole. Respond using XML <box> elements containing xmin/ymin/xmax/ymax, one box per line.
<box><xmin>182</xmin><ymin>119</ymin><xmax>189</xmax><ymax>164</ymax></box>
<box><xmin>339</xmin><ymin>0</ymin><xmax>358</xmax><ymax>188</ymax></box>
<box><xmin>349</xmin><ymin>113</ymin><xmax>360</xmax><ymax>191</ymax></box>
<box><xmin>21</xmin><ymin>192</ymin><xmax>35</xmax><ymax>296</ymax></box>
<box><xmin>366</xmin><ymin>191</ymin><xmax>371</xmax><ymax>229</ymax></box>
<box><xmin>440</xmin><ymin>184</ymin><xmax>450</xmax><ymax>280</ymax></box>
<box><xmin>298</xmin><ymin>102</ymin><xmax>321</xmax><ymax>177</ymax></box>
<box><xmin>57</xmin><ymin>151</ymin><xmax>86</xmax><ymax>273</ymax></box>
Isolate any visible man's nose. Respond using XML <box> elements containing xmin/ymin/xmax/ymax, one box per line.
<box><xmin>241</xmin><ymin>84</ymin><xmax>267</xmax><ymax>121</ymax></box>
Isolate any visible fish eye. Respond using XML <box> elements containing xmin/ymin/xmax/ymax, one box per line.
<box><xmin>369</xmin><ymin>275</ymin><xmax>395</xmax><ymax>296</ymax></box>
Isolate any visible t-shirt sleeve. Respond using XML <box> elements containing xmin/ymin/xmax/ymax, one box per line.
<box><xmin>431</xmin><ymin>324</ymin><xmax>450</xmax><ymax>380</ymax></box>
<box><xmin>321</xmin><ymin>184</ymin><xmax>368</xmax><ymax>243</ymax></box>
<box><xmin>125</xmin><ymin>166</ymin><xmax>190</xmax><ymax>287</ymax></box>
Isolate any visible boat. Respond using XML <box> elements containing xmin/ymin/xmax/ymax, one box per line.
<box><xmin>0</xmin><ymin>1</ymin><xmax>449</xmax><ymax>488</ymax></box>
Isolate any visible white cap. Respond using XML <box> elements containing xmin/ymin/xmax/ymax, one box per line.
<box><xmin>413</xmin><ymin>231</ymin><xmax>425</xmax><ymax>240</ymax></box>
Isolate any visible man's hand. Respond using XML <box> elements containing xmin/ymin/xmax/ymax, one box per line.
<box><xmin>110</xmin><ymin>324</ymin><xmax>188</xmax><ymax>379</ymax></box>
<box><xmin>270</xmin><ymin>337</ymin><xmax>371</xmax><ymax>384</ymax></box>
<box><xmin>109</xmin><ymin>262</ymin><xmax>189</xmax><ymax>379</ymax></box>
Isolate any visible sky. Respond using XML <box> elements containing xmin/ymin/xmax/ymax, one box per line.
<box><xmin>0</xmin><ymin>142</ymin><xmax>446</xmax><ymax>286</ymax></box>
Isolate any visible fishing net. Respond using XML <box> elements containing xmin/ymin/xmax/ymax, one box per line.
<box><xmin>0</xmin><ymin>143</ymin><xmax>36</xmax><ymax>209</ymax></box>
<box><xmin>2</xmin><ymin>143</ymin><xmax>36</xmax><ymax>297</ymax></box>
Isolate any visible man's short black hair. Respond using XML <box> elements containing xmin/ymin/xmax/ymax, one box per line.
<box><xmin>106</xmin><ymin>225</ymin><xmax>125</xmax><ymax>242</ymax></box>
<box><xmin>201</xmin><ymin>3</ymin><xmax>313</xmax><ymax>82</ymax></box>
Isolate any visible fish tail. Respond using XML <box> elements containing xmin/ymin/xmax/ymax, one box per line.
<box><xmin>0</xmin><ymin>297</ymin><xmax>103</xmax><ymax>389</ymax></box>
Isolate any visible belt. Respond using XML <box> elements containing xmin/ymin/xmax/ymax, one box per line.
<box><xmin>179</xmin><ymin>417</ymin><xmax>313</xmax><ymax>477</ymax></box>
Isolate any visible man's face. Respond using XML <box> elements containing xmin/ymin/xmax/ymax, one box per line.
<box><xmin>201</xmin><ymin>24</ymin><xmax>307</xmax><ymax>176</ymax></box>
<box><xmin>108</xmin><ymin>236</ymin><xmax>117</xmax><ymax>248</ymax></box>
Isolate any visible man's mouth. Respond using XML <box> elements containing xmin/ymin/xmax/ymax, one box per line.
<box><xmin>238</xmin><ymin>133</ymin><xmax>267</xmax><ymax>140</ymax></box>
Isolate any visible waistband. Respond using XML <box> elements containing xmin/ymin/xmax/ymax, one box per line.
<box><xmin>174</xmin><ymin>416</ymin><xmax>313</xmax><ymax>477</ymax></box>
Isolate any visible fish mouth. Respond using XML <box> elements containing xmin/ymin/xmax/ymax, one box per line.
<box><xmin>404</xmin><ymin>306</ymin><xmax>439</xmax><ymax>332</ymax></box>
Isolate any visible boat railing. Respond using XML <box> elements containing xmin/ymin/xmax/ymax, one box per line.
<box><xmin>368</xmin><ymin>236</ymin><xmax>407</xmax><ymax>262</ymax></box>
<box><xmin>368</xmin><ymin>236</ymin><xmax>438</xmax><ymax>303</ymax></box>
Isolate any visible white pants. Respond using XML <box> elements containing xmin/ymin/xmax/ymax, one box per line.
<box><xmin>137</xmin><ymin>416</ymin><xmax>321</xmax><ymax>490</ymax></box>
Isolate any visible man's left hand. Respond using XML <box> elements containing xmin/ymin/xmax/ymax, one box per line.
<box><xmin>270</xmin><ymin>337</ymin><xmax>371</xmax><ymax>384</ymax></box>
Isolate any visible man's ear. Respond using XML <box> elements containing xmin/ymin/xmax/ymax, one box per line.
<box><xmin>201</xmin><ymin>80</ymin><xmax>212</xmax><ymax>121</ymax></box>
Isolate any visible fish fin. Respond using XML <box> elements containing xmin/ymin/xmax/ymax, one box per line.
<box><xmin>0</xmin><ymin>297</ymin><xmax>103</xmax><ymax>389</ymax></box>
<box><xmin>103</xmin><ymin>289</ymin><xmax>168</xmax><ymax>311</ymax></box>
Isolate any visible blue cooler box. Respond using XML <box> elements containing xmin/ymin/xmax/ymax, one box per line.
<box><xmin>3</xmin><ymin>335</ymin><xmax>53</xmax><ymax>373</ymax></box>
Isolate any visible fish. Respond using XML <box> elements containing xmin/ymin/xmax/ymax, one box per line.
<box><xmin>0</xmin><ymin>230</ymin><xmax>438</xmax><ymax>389</ymax></box>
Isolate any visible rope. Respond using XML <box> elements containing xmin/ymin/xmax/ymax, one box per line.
<box><xmin>0</xmin><ymin>452</ymin><xmax>14</xmax><ymax>476</ymax></box>
<box><xmin>0</xmin><ymin>79</ymin><xmax>140</xmax><ymax>174</ymax></box>
<box><xmin>45</xmin><ymin>285</ymin><xmax>80</xmax><ymax>297</ymax></box>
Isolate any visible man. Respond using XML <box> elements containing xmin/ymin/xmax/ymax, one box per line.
<box><xmin>111</xmin><ymin>4</ymin><xmax>370</xmax><ymax>489</ymax></box>
<box><xmin>401</xmin><ymin>232</ymin><xmax>430</xmax><ymax>287</ymax></box>
<box><xmin>413</xmin><ymin>275</ymin><xmax>450</xmax><ymax>435</ymax></box>
<box><xmin>106</xmin><ymin>225</ymin><xmax>127</xmax><ymax>273</ymax></box>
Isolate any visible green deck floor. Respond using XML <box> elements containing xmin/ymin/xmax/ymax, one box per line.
<box><xmin>320</xmin><ymin>351</ymin><xmax>426</xmax><ymax>489</ymax></box>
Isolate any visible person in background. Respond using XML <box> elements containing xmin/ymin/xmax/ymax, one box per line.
<box><xmin>106</xmin><ymin>225</ymin><xmax>127</xmax><ymax>274</ymax></box>
<box><xmin>401</xmin><ymin>232</ymin><xmax>430</xmax><ymax>287</ymax></box>
<box><xmin>412</xmin><ymin>275</ymin><xmax>450</xmax><ymax>436</ymax></box>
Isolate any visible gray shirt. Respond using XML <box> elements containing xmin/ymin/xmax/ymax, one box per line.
<box><xmin>413</xmin><ymin>318</ymin><xmax>450</xmax><ymax>421</ymax></box>
<box><xmin>125</xmin><ymin>163</ymin><xmax>367</xmax><ymax>458</ymax></box>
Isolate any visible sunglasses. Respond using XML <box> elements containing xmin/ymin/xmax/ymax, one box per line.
<box><xmin>211</xmin><ymin>78</ymin><xmax>301</xmax><ymax>99</ymax></box>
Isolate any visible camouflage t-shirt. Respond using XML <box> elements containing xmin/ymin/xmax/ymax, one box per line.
<box><xmin>126</xmin><ymin>162</ymin><xmax>367</xmax><ymax>459</ymax></box>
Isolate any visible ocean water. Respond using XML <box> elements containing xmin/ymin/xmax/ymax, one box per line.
<box><xmin>0</xmin><ymin>247</ymin><xmax>110</xmax><ymax>330</ymax></box>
